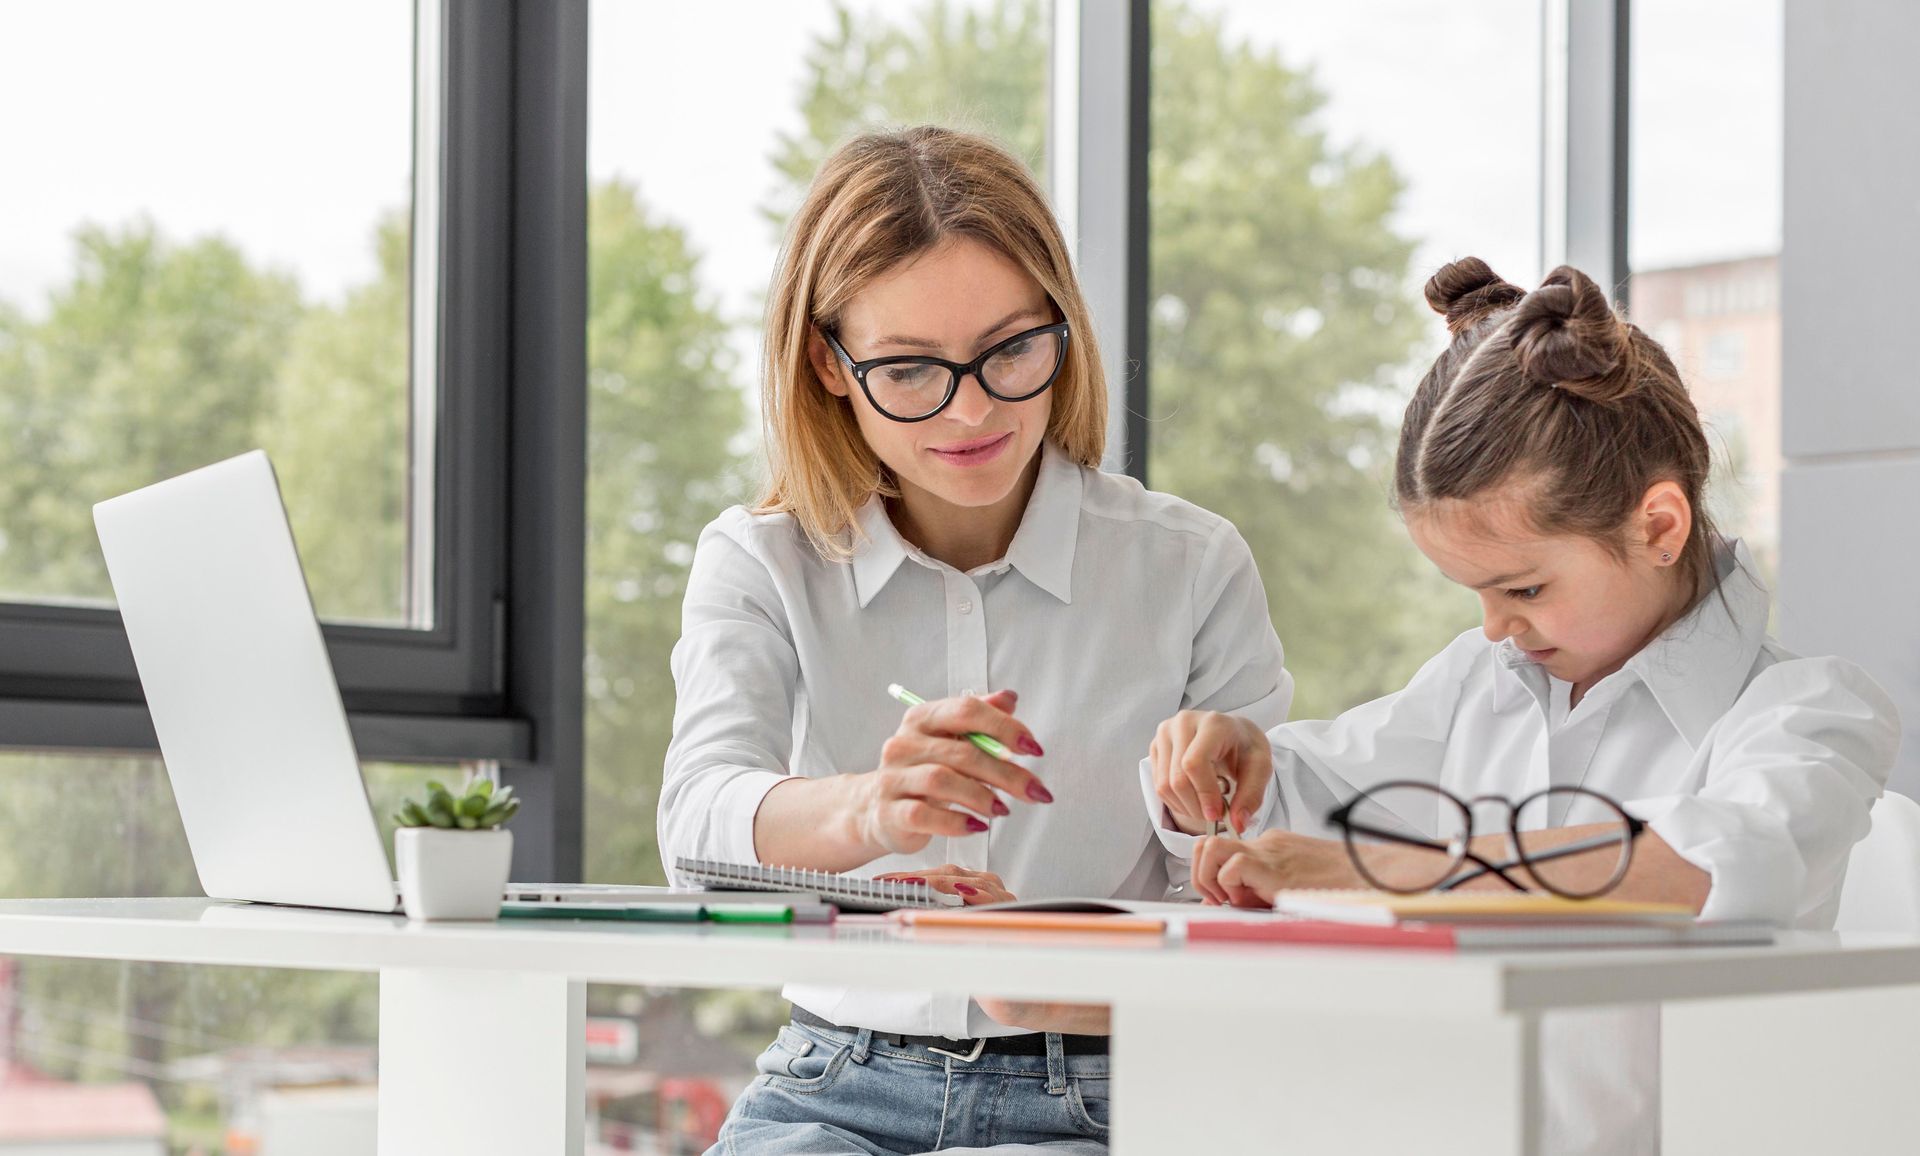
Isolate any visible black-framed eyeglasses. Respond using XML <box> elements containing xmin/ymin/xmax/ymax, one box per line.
<box><xmin>822</xmin><ymin>321</ymin><xmax>1071</xmax><ymax>423</ymax></box>
<box><xmin>1326</xmin><ymin>780</ymin><xmax>1647</xmax><ymax>899</ymax></box>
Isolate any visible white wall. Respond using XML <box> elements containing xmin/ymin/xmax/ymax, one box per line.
<box><xmin>1778</xmin><ymin>0</ymin><xmax>1920</xmax><ymax>796</ymax></box>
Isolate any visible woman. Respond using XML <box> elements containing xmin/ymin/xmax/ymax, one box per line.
<box><xmin>660</xmin><ymin>126</ymin><xmax>1291</xmax><ymax>1154</ymax></box>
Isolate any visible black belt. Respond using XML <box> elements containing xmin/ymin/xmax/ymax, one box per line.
<box><xmin>791</xmin><ymin>1005</ymin><xmax>1108</xmax><ymax>1057</ymax></box>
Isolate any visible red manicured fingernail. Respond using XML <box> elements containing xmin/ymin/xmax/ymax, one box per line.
<box><xmin>1017</xmin><ymin>736</ymin><xmax>1044</xmax><ymax>757</ymax></box>
<box><xmin>991</xmin><ymin>799</ymin><xmax>1010</xmax><ymax>817</ymax></box>
<box><xmin>1232</xmin><ymin>809</ymin><xmax>1249</xmax><ymax>832</ymax></box>
<box><xmin>966</xmin><ymin>817</ymin><xmax>989</xmax><ymax>832</ymax></box>
<box><xmin>954</xmin><ymin>883</ymin><xmax>979</xmax><ymax>896</ymax></box>
<box><xmin>1026</xmin><ymin>782</ymin><xmax>1054</xmax><ymax>804</ymax></box>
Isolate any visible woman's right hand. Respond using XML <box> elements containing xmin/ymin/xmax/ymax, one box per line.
<box><xmin>1148</xmin><ymin>710</ymin><xmax>1272</xmax><ymax>836</ymax></box>
<box><xmin>846</xmin><ymin>689</ymin><xmax>1053</xmax><ymax>856</ymax></box>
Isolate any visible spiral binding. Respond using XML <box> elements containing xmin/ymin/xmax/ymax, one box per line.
<box><xmin>674</xmin><ymin>857</ymin><xmax>960</xmax><ymax>912</ymax></box>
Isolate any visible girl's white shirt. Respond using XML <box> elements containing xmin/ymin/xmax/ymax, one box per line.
<box><xmin>1144</xmin><ymin>541</ymin><xmax>1899</xmax><ymax>1155</ymax></box>
<box><xmin>660</xmin><ymin>441</ymin><xmax>1292</xmax><ymax>1038</ymax></box>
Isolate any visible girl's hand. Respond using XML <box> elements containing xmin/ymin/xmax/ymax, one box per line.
<box><xmin>1148</xmin><ymin>710</ymin><xmax>1272</xmax><ymax>836</ymax></box>
<box><xmin>1190</xmin><ymin>830</ymin><xmax>1361</xmax><ymax>907</ymax></box>
<box><xmin>847</xmin><ymin>690</ymin><xmax>1052</xmax><ymax>857</ymax></box>
<box><xmin>873</xmin><ymin>865</ymin><xmax>1014</xmax><ymax>906</ymax></box>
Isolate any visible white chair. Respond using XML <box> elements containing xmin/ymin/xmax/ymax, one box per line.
<box><xmin>1835</xmin><ymin>789</ymin><xmax>1920</xmax><ymax>933</ymax></box>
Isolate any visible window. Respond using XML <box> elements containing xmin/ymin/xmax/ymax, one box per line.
<box><xmin>1</xmin><ymin>2</ymin><xmax>534</xmax><ymax>767</ymax></box>
<box><xmin>0</xmin><ymin>1</ymin><xmax>421</xmax><ymax>627</ymax></box>
<box><xmin>1628</xmin><ymin>0</ymin><xmax>1782</xmax><ymax>577</ymax></box>
<box><xmin>1146</xmin><ymin>0</ymin><xmax>1542</xmax><ymax>719</ymax></box>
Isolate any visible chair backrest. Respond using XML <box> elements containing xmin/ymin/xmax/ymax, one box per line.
<box><xmin>1836</xmin><ymin>790</ymin><xmax>1920</xmax><ymax>933</ymax></box>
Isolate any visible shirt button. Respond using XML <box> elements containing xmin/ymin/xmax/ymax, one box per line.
<box><xmin>957</xmin><ymin>599</ymin><xmax>973</xmax><ymax>614</ymax></box>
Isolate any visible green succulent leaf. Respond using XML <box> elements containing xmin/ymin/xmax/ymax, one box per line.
<box><xmin>459</xmin><ymin>793</ymin><xmax>488</xmax><ymax>819</ymax></box>
<box><xmin>456</xmin><ymin>814</ymin><xmax>478</xmax><ymax>830</ymax></box>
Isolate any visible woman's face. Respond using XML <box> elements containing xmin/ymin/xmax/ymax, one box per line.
<box><xmin>812</xmin><ymin>237</ymin><xmax>1057</xmax><ymax>516</ymax></box>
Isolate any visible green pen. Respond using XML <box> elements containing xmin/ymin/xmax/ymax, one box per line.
<box><xmin>887</xmin><ymin>683</ymin><xmax>1013</xmax><ymax>760</ymax></box>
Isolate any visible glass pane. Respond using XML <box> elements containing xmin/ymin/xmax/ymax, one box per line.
<box><xmin>0</xmin><ymin>753</ymin><xmax>446</xmax><ymax>1151</ymax></box>
<box><xmin>1628</xmin><ymin>0</ymin><xmax>1782</xmax><ymax>582</ymax></box>
<box><xmin>1148</xmin><ymin>1</ymin><xmax>1539</xmax><ymax>719</ymax></box>
<box><xmin>0</xmin><ymin>1</ymin><xmax>420</xmax><ymax>626</ymax></box>
<box><xmin>584</xmin><ymin>0</ymin><xmax>1051</xmax><ymax>886</ymax></box>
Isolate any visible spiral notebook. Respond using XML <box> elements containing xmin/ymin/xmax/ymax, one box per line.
<box><xmin>674</xmin><ymin>857</ymin><xmax>966</xmax><ymax>913</ymax></box>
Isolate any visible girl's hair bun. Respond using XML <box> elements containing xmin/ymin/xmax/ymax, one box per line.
<box><xmin>1424</xmin><ymin>257</ymin><xmax>1526</xmax><ymax>335</ymax></box>
<box><xmin>1509</xmin><ymin>265</ymin><xmax>1636</xmax><ymax>404</ymax></box>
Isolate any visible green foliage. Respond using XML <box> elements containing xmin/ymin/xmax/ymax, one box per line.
<box><xmin>1143</xmin><ymin>2</ymin><xmax>1476</xmax><ymax>716</ymax></box>
<box><xmin>395</xmin><ymin>772</ymin><xmax>520</xmax><ymax>831</ymax></box>
<box><xmin>767</xmin><ymin>0</ymin><xmax>1050</xmax><ymax>228</ymax></box>
<box><xmin>0</xmin><ymin>219</ymin><xmax>302</xmax><ymax>602</ymax></box>
<box><xmin>582</xmin><ymin>180</ymin><xmax>748</xmax><ymax>884</ymax></box>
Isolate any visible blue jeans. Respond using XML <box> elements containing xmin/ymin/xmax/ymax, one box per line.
<box><xmin>711</xmin><ymin>1018</ymin><xmax>1111</xmax><ymax>1155</ymax></box>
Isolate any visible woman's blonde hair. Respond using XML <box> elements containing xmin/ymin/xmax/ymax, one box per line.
<box><xmin>755</xmin><ymin>125</ymin><xmax>1107</xmax><ymax>558</ymax></box>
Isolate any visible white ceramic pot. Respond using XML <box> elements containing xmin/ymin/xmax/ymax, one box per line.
<box><xmin>395</xmin><ymin>827</ymin><xmax>513</xmax><ymax>921</ymax></box>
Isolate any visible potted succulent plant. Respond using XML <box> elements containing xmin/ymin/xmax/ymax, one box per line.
<box><xmin>393</xmin><ymin>774</ymin><xmax>521</xmax><ymax>921</ymax></box>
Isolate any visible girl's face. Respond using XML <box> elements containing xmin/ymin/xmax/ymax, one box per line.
<box><xmin>1405</xmin><ymin>483</ymin><xmax>1693</xmax><ymax>691</ymax></box>
<box><xmin>811</xmin><ymin>237</ymin><xmax>1056</xmax><ymax>517</ymax></box>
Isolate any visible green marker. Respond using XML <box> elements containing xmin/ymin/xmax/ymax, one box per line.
<box><xmin>706</xmin><ymin>905</ymin><xmax>796</xmax><ymax>924</ymax></box>
<box><xmin>887</xmin><ymin>683</ymin><xmax>1013</xmax><ymax>760</ymax></box>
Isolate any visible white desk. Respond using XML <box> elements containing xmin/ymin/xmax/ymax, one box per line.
<box><xmin>0</xmin><ymin>898</ymin><xmax>1916</xmax><ymax>1155</ymax></box>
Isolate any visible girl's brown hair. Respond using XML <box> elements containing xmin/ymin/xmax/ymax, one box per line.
<box><xmin>1395</xmin><ymin>258</ymin><xmax>1720</xmax><ymax>597</ymax></box>
<box><xmin>755</xmin><ymin>126</ymin><xmax>1107</xmax><ymax>558</ymax></box>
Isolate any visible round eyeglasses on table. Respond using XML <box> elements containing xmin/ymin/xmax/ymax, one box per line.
<box><xmin>823</xmin><ymin>321</ymin><xmax>1071</xmax><ymax>422</ymax></box>
<box><xmin>1326</xmin><ymin>780</ymin><xmax>1647</xmax><ymax>898</ymax></box>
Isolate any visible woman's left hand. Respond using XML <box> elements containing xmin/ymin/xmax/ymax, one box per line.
<box><xmin>1191</xmin><ymin>829</ymin><xmax>1361</xmax><ymax>907</ymax></box>
<box><xmin>873</xmin><ymin>864</ymin><xmax>1014</xmax><ymax>905</ymax></box>
<box><xmin>975</xmin><ymin>998</ymin><xmax>1112</xmax><ymax>1035</ymax></box>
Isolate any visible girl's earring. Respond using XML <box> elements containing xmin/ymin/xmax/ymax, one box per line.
<box><xmin>1660</xmin><ymin>551</ymin><xmax>1674</xmax><ymax>563</ymax></box>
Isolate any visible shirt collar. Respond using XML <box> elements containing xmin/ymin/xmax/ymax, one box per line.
<box><xmin>1000</xmin><ymin>442</ymin><xmax>1082</xmax><ymax>604</ymax></box>
<box><xmin>847</xmin><ymin>441</ymin><xmax>1083</xmax><ymax>608</ymax></box>
<box><xmin>849</xmin><ymin>497</ymin><xmax>911</xmax><ymax>609</ymax></box>
<box><xmin>1620</xmin><ymin>538</ymin><xmax>1769</xmax><ymax>748</ymax></box>
<box><xmin>1490</xmin><ymin>538</ymin><xmax>1770</xmax><ymax>748</ymax></box>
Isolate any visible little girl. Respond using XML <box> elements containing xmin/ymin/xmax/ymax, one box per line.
<box><xmin>1146</xmin><ymin>258</ymin><xmax>1899</xmax><ymax>1155</ymax></box>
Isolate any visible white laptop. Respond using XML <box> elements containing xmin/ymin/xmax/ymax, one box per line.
<box><xmin>93</xmin><ymin>450</ymin><xmax>681</xmax><ymax>913</ymax></box>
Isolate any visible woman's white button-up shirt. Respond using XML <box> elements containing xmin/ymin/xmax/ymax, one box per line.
<box><xmin>661</xmin><ymin>442</ymin><xmax>1292</xmax><ymax>1038</ymax></box>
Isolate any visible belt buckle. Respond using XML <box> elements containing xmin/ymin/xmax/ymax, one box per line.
<box><xmin>927</xmin><ymin>1037</ymin><xmax>987</xmax><ymax>1063</ymax></box>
